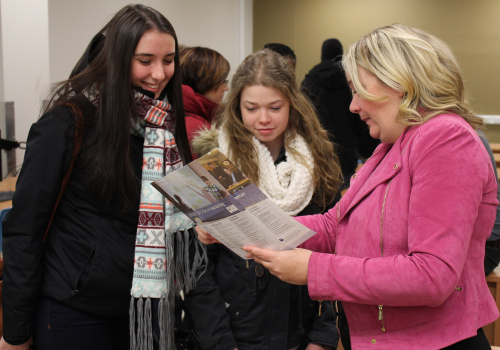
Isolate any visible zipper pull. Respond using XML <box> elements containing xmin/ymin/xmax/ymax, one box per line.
<box><xmin>378</xmin><ymin>305</ymin><xmax>386</xmax><ymax>332</ymax></box>
<box><xmin>246</xmin><ymin>260</ymin><xmax>249</xmax><ymax>268</ymax></box>
<box><xmin>318</xmin><ymin>300</ymin><xmax>323</xmax><ymax>316</ymax></box>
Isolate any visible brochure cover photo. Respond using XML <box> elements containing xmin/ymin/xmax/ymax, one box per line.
<box><xmin>152</xmin><ymin>148</ymin><xmax>315</xmax><ymax>259</ymax></box>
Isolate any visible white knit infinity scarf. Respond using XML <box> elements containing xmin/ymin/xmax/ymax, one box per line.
<box><xmin>218</xmin><ymin>129</ymin><xmax>314</xmax><ymax>216</ymax></box>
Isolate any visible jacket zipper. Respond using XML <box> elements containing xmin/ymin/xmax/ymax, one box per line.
<box><xmin>377</xmin><ymin>180</ymin><xmax>392</xmax><ymax>333</ymax></box>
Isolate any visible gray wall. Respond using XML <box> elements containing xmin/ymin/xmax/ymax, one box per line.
<box><xmin>0</xmin><ymin>0</ymin><xmax>253</xmax><ymax>171</ymax></box>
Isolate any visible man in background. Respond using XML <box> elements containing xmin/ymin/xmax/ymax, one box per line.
<box><xmin>264</xmin><ymin>42</ymin><xmax>297</xmax><ymax>70</ymax></box>
<box><xmin>301</xmin><ymin>38</ymin><xmax>379</xmax><ymax>189</ymax></box>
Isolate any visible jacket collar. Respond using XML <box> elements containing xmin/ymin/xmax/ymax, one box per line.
<box><xmin>338</xmin><ymin>126</ymin><xmax>417</xmax><ymax>221</ymax></box>
<box><xmin>182</xmin><ymin>84</ymin><xmax>218</xmax><ymax>123</ymax></box>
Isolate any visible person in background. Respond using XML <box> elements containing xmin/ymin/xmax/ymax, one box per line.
<box><xmin>301</xmin><ymin>38</ymin><xmax>379</xmax><ymax>190</ymax></box>
<box><xmin>186</xmin><ymin>49</ymin><xmax>342</xmax><ymax>350</ymax></box>
<box><xmin>0</xmin><ymin>4</ymin><xmax>205</xmax><ymax>350</ymax></box>
<box><xmin>188</xmin><ymin>176</ymin><xmax>227</xmax><ymax>201</ymax></box>
<box><xmin>179</xmin><ymin>46</ymin><xmax>230</xmax><ymax>155</ymax></box>
<box><xmin>478</xmin><ymin>132</ymin><xmax>500</xmax><ymax>275</ymax></box>
<box><xmin>177</xmin><ymin>46</ymin><xmax>230</xmax><ymax>339</ymax></box>
<box><xmin>263</xmin><ymin>42</ymin><xmax>297</xmax><ymax>70</ymax></box>
<box><xmin>173</xmin><ymin>194</ymin><xmax>194</xmax><ymax>214</ymax></box>
<box><xmin>205</xmin><ymin>161</ymin><xmax>227</xmax><ymax>182</ymax></box>
<box><xmin>219</xmin><ymin>167</ymin><xmax>245</xmax><ymax>189</ymax></box>
<box><xmin>240</xmin><ymin>24</ymin><xmax>499</xmax><ymax>349</ymax></box>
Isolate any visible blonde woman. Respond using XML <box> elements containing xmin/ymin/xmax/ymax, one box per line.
<box><xmin>243</xmin><ymin>24</ymin><xmax>499</xmax><ymax>349</ymax></box>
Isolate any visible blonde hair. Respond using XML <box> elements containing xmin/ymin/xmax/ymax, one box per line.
<box><xmin>218</xmin><ymin>49</ymin><xmax>342</xmax><ymax>208</ymax></box>
<box><xmin>342</xmin><ymin>23</ymin><xmax>483</xmax><ymax>130</ymax></box>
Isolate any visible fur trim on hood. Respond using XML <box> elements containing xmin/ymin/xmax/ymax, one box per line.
<box><xmin>191</xmin><ymin>126</ymin><xmax>219</xmax><ymax>157</ymax></box>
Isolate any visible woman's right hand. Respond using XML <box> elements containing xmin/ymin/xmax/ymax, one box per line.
<box><xmin>0</xmin><ymin>337</ymin><xmax>32</xmax><ymax>350</ymax></box>
<box><xmin>195</xmin><ymin>225</ymin><xmax>220</xmax><ymax>245</ymax></box>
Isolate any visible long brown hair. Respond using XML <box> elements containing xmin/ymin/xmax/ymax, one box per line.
<box><xmin>179</xmin><ymin>46</ymin><xmax>230</xmax><ymax>95</ymax></box>
<box><xmin>45</xmin><ymin>4</ymin><xmax>192</xmax><ymax>209</ymax></box>
<box><xmin>219</xmin><ymin>49</ymin><xmax>342</xmax><ymax>208</ymax></box>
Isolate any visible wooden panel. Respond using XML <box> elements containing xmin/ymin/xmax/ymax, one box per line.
<box><xmin>489</xmin><ymin>143</ymin><xmax>500</xmax><ymax>153</ymax></box>
<box><xmin>494</xmin><ymin>153</ymin><xmax>500</xmax><ymax>167</ymax></box>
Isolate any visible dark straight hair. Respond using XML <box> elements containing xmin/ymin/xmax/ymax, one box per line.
<box><xmin>47</xmin><ymin>4</ymin><xmax>192</xmax><ymax>210</ymax></box>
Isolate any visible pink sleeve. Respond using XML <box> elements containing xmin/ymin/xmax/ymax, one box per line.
<box><xmin>307</xmin><ymin>122</ymin><xmax>497</xmax><ymax>307</ymax></box>
<box><xmin>295</xmin><ymin>207</ymin><xmax>338</xmax><ymax>253</ymax></box>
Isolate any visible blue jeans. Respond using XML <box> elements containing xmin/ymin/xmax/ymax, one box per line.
<box><xmin>34</xmin><ymin>297</ymin><xmax>129</xmax><ymax>350</ymax></box>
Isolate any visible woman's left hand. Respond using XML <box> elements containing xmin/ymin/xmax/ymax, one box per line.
<box><xmin>243</xmin><ymin>246</ymin><xmax>312</xmax><ymax>285</ymax></box>
<box><xmin>195</xmin><ymin>225</ymin><xmax>220</xmax><ymax>245</ymax></box>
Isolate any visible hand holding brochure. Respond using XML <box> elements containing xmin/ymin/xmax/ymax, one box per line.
<box><xmin>152</xmin><ymin>148</ymin><xmax>316</xmax><ymax>259</ymax></box>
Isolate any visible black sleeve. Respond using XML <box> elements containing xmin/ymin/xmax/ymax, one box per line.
<box><xmin>184</xmin><ymin>245</ymin><xmax>237</xmax><ymax>350</ymax></box>
<box><xmin>307</xmin><ymin>300</ymin><xmax>339</xmax><ymax>349</ymax></box>
<box><xmin>2</xmin><ymin>107</ymin><xmax>75</xmax><ymax>345</ymax></box>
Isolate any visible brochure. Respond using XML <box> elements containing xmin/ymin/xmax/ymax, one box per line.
<box><xmin>152</xmin><ymin>148</ymin><xmax>316</xmax><ymax>259</ymax></box>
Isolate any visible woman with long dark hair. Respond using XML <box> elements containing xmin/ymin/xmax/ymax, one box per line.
<box><xmin>1</xmin><ymin>4</ymin><xmax>203</xmax><ymax>350</ymax></box>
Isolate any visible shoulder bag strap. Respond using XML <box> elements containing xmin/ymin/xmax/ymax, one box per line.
<box><xmin>42</xmin><ymin>103</ymin><xmax>84</xmax><ymax>243</ymax></box>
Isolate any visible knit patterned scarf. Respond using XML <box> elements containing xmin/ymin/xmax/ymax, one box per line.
<box><xmin>84</xmin><ymin>87</ymin><xmax>206</xmax><ymax>350</ymax></box>
<box><xmin>128</xmin><ymin>91</ymin><xmax>193</xmax><ymax>350</ymax></box>
<box><xmin>130</xmin><ymin>91</ymin><xmax>210</xmax><ymax>350</ymax></box>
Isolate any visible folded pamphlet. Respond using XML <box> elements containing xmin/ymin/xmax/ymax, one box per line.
<box><xmin>152</xmin><ymin>148</ymin><xmax>315</xmax><ymax>259</ymax></box>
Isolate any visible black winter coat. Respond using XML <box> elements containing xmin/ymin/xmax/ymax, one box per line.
<box><xmin>2</xmin><ymin>101</ymin><xmax>142</xmax><ymax>345</ymax></box>
<box><xmin>184</xmin><ymin>151</ymin><xmax>339</xmax><ymax>350</ymax></box>
<box><xmin>301</xmin><ymin>60</ymin><xmax>379</xmax><ymax>178</ymax></box>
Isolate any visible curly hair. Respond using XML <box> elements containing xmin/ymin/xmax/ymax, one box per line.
<box><xmin>342</xmin><ymin>23</ymin><xmax>483</xmax><ymax>130</ymax></box>
<box><xmin>218</xmin><ymin>49</ymin><xmax>342</xmax><ymax>208</ymax></box>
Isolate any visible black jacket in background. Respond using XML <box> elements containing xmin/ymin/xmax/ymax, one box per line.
<box><xmin>2</xmin><ymin>101</ymin><xmax>143</xmax><ymax>345</ymax></box>
<box><xmin>301</xmin><ymin>60</ymin><xmax>379</xmax><ymax>178</ymax></box>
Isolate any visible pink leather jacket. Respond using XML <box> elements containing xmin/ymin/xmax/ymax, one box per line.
<box><xmin>298</xmin><ymin>114</ymin><xmax>499</xmax><ymax>349</ymax></box>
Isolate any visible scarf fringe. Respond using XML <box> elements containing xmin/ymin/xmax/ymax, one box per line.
<box><xmin>129</xmin><ymin>298</ymin><xmax>136</xmax><ymax>349</ymax></box>
<box><xmin>174</xmin><ymin>228</ymin><xmax>208</xmax><ymax>293</ymax></box>
<box><xmin>158</xmin><ymin>297</ymin><xmax>168</xmax><ymax>350</ymax></box>
<box><xmin>130</xmin><ymin>297</ymin><xmax>173</xmax><ymax>350</ymax></box>
<box><xmin>130</xmin><ymin>229</ymin><xmax>207</xmax><ymax>350</ymax></box>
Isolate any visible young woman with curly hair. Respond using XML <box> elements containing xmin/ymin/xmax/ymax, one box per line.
<box><xmin>185</xmin><ymin>49</ymin><xmax>342</xmax><ymax>350</ymax></box>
